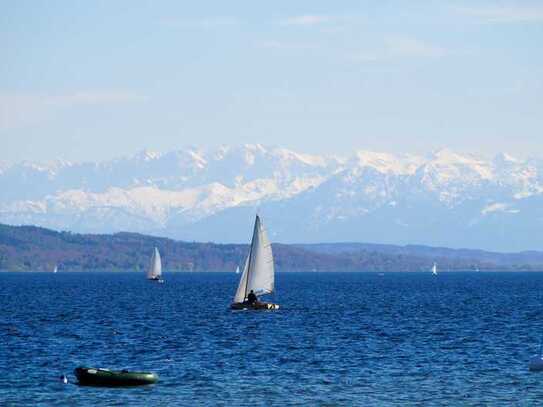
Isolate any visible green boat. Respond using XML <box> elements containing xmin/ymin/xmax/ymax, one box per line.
<box><xmin>74</xmin><ymin>367</ymin><xmax>158</xmax><ymax>387</ymax></box>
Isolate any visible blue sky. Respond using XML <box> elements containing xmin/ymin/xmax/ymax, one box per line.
<box><xmin>1</xmin><ymin>0</ymin><xmax>542</xmax><ymax>163</ymax></box>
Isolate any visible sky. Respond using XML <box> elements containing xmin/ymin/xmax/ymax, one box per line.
<box><xmin>1</xmin><ymin>0</ymin><xmax>542</xmax><ymax>164</ymax></box>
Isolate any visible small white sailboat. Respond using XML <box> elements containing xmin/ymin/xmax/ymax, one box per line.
<box><xmin>432</xmin><ymin>262</ymin><xmax>438</xmax><ymax>275</ymax></box>
<box><xmin>231</xmin><ymin>215</ymin><xmax>279</xmax><ymax>310</ymax></box>
<box><xmin>235</xmin><ymin>266</ymin><xmax>240</xmax><ymax>274</ymax></box>
<box><xmin>147</xmin><ymin>247</ymin><xmax>163</xmax><ymax>283</ymax></box>
<box><xmin>53</xmin><ymin>265</ymin><xmax>58</xmax><ymax>273</ymax></box>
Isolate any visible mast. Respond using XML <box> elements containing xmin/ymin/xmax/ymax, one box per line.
<box><xmin>244</xmin><ymin>215</ymin><xmax>259</xmax><ymax>300</ymax></box>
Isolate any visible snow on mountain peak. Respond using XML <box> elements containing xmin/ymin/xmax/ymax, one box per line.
<box><xmin>271</xmin><ymin>147</ymin><xmax>329</xmax><ymax>167</ymax></box>
<box><xmin>423</xmin><ymin>149</ymin><xmax>494</xmax><ymax>183</ymax></box>
<box><xmin>213</xmin><ymin>145</ymin><xmax>231</xmax><ymax>160</ymax></box>
<box><xmin>352</xmin><ymin>150</ymin><xmax>423</xmax><ymax>174</ymax></box>
<box><xmin>430</xmin><ymin>148</ymin><xmax>464</xmax><ymax>162</ymax></box>
<box><xmin>481</xmin><ymin>202</ymin><xmax>520</xmax><ymax>215</ymax></box>
<box><xmin>243</xmin><ymin>143</ymin><xmax>267</xmax><ymax>153</ymax></box>
<box><xmin>187</xmin><ymin>149</ymin><xmax>207</xmax><ymax>169</ymax></box>
<box><xmin>2</xmin><ymin>145</ymin><xmax>543</xmax><ymax>250</ymax></box>
<box><xmin>135</xmin><ymin>149</ymin><xmax>161</xmax><ymax>162</ymax></box>
<box><xmin>494</xmin><ymin>152</ymin><xmax>519</xmax><ymax>165</ymax></box>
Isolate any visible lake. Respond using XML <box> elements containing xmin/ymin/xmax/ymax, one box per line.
<box><xmin>1</xmin><ymin>272</ymin><xmax>543</xmax><ymax>405</ymax></box>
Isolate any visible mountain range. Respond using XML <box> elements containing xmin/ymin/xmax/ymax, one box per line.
<box><xmin>1</xmin><ymin>144</ymin><xmax>543</xmax><ymax>252</ymax></box>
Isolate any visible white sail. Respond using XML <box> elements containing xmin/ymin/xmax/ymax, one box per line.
<box><xmin>53</xmin><ymin>265</ymin><xmax>58</xmax><ymax>273</ymax></box>
<box><xmin>233</xmin><ymin>255</ymin><xmax>250</xmax><ymax>303</ymax></box>
<box><xmin>147</xmin><ymin>247</ymin><xmax>162</xmax><ymax>279</ymax></box>
<box><xmin>432</xmin><ymin>263</ymin><xmax>438</xmax><ymax>275</ymax></box>
<box><xmin>235</xmin><ymin>266</ymin><xmax>240</xmax><ymax>274</ymax></box>
<box><xmin>233</xmin><ymin>215</ymin><xmax>275</xmax><ymax>302</ymax></box>
<box><xmin>247</xmin><ymin>216</ymin><xmax>274</xmax><ymax>295</ymax></box>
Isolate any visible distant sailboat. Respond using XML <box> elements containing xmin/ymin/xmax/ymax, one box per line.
<box><xmin>432</xmin><ymin>263</ymin><xmax>438</xmax><ymax>275</ymax></box>
<box><xmin>147</xmin><ymin>247</ymin><xmax>163</xmax><ymax>283</ymax></box>
<box><xmin>53</xmin><ymin>265</ymin><xmax>58</xmax><ymax>273</ymax></box>
<box><xmin>235</xmin><ymin>266</ymin><xmax>240</xmax><ymax>274</ymax></box>
<box><xmin>231</xmin><ymin>215</ymin><xmax>279</xmax><ymax>310</ymax></box>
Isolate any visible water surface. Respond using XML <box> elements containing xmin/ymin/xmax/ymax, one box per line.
<box><xmin>1</xmin><ymin>272</ymin><xmax>543</xmax><ymax>405</ymax></box>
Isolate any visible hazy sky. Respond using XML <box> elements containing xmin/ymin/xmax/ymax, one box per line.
<box><xmin>1</xmin><ymin>0</ymin><xmax>542</xmax><ymax>163</ymax></box>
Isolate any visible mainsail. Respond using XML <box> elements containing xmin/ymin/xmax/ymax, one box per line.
<box><xmin>147</xmin><ymin>247</ymin><xmax>162</xmax><ymax>279</ymax></box>
<box><xmin>233</xmin><ymin>215</ymin><xmax>275</xmax><ymax>303</ymax></box>
<box><xmin>432</xmin><ymin>262</ymin><xmax>438</xmax><ymax>275</ymax></box>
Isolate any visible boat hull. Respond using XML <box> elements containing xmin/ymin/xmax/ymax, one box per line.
<box><xmin>230</xmin><ymin>302</ymin><xmax>279</xmax><ymax>310</ymax></box>
<box><xmin>74</xmin><ymin>367</ymin><xmax>158</xmax><ymax>387</ymax></box>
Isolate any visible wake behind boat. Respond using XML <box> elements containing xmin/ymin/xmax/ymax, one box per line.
<box><xmin>230</xmin><ymin>215</ymin><xmax>279</xmax><ymax>310</ymax></box>
<box><xmin>147</xmin><ymin>247</ymin><xmax>163</xmax><ymax>283</ymax></box>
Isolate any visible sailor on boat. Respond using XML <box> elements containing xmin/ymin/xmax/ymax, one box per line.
<box><xmin>247</xmin><ymin>290</ymin><xmax>258</xmax><ymax>306</ymax></box>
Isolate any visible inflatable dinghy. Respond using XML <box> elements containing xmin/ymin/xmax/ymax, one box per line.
<box><xmin>74</xmin><ymin>367</ymin><xmax>158</xmax><ymax>386</ymax></box>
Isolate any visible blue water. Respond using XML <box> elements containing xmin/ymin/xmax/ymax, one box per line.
<box><xmin>2</xmin><ymin>272</ymin><xmax>543</xmax><ymax>405</ymax></box>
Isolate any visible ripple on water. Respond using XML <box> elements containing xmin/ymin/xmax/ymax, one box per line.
<box><xmin>2</xmin><ymin>272</ymin><xmax>543</xmax><ymax>405</ymax></box>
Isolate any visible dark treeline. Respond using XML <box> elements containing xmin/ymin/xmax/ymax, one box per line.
<box><xmin>0</xmin><ymin>224</ymin><xmax>541</xmax><ymax>272</ymax></box>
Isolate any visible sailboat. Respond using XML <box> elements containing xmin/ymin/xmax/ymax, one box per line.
<box><xmin>235</xmin><ymin>266</ymin><xmax>240</xmax><ymax>274</ymax></box>
<box><xmin>147</xmin><ymin>247</ymin><xmax>163</xmax><ymax>283</ymax></box>
<box><xmin>432</xmin><ymin>262</ymin><xmax>438</xmax><ymax>275</ymax></box>
<box><xmin>53</xmin><ymin>265</ymin><xmax>58</xmax><ymax>273</ymax></box>
<box><xmin>230</xmin><ymin>215</ymin><xmax>279</xmax><ymax>310</ymax></box>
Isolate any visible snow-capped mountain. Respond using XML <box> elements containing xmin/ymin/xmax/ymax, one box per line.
<box><xmin>1</xmin><ymin>144</ymin><xmax>542</xmax><ymax>251</ymax></box>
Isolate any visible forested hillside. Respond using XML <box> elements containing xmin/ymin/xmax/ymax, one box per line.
<box><xmin>0</xmin><ymin>224</ymin><xmax>540</xmax><ymax>272</ymax></box>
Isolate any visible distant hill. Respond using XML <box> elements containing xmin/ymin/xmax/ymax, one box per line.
<box><xmin>295</xmin><ymin>243</ymin><xmax>543</xmax><ymax>267</ymax></box>
<box><xmin>0</xmin><ymin>223</ymin><xmax>542</xmax><ymax>272</ymax></box>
